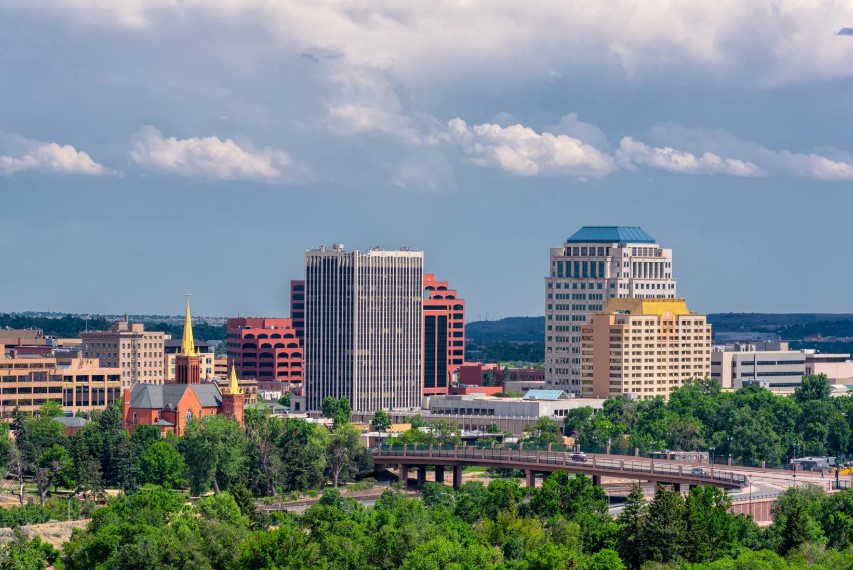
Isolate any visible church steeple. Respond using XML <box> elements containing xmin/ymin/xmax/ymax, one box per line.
<box><xmin>181</xmin><ymin>291</ymin><xmax>196</xmax><ymax>356</ymax></box>
<box><xmin>228</xmin><ymin>364</ymin><xmax>242</xmax><ymax>395</ymax></box>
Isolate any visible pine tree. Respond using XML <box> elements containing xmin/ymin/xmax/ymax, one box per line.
<box><xmin>640</xmin><ymin>485</ymin><xmax>687</xmax><ymax>564</ymax></box>
<box><xmin>617</xmin><ymin>483</ymin><xmax>647</xmax><ymax>569</ymax></box>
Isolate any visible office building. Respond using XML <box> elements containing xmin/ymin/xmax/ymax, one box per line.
<box><xmin>423</xmin><ymin>273</ymin><xmax>465</xmax><ymax>396</ymax></box>
<box><xmin>580</xmin><ymin>298</ymin><xmax>711</xmax><ymax>399</ymax></box>
<box><xmin>304</xmin><ymin>244</ymin><xmax>423</xmax><ymax>412</ymax></box>
<box><xmin>711</xmin><ymin>343</ymin><xmax>805</xmax><ymax>389</ymax></box>
<box><xmin>226</xmin><ymin>317</ymin><xmax>303</xmax><ymax>385</ymax></box>
<box><xmin>0</xmin><ymin>353</ymin><xmax>121</xmax><ymax>416</ymax></box>
<box><xmin>804</xmin><ymin>352</ymin><xmax>853</xmax><ymax>384</ymax></box>
<box><xmin>290</xmin><ymin>280</ymin><xmax>305</xmax><ymax>340</ymax></box>
<box><xmin>546</xmin><ymin>226</ymin><xmax>677</xmax><ymax>393</ymax></box>
<box><xmin>82</xmin><ymin>317</ymin><xmax>165</xmax><ymax>387</ymax></box>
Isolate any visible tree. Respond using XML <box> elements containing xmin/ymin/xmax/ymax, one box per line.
<box><xmin>525</xmin><ymin>416</ymin><xmax>562</xmax><ymax>447</ymax></box>
<box><xmin>35</xmin><ymin>444</ymin><xmax>73</xmax><ymax>504</ymax></box>
<box><xmin>139</xmin><ymin>441</ymin><xmax>186</xmax><ymax>489</ymax></box>
<box><xmin>371</xmin><ymin>410</ymin><xmax>392</xmax><ymax>435</ymax></box>
<box><xmin>771</xmin><ymin>484</ymin><xmax>827</xmax><ymax>554</ymax></box>
<box><xmin>279</xmin><ymin>418</ymin><xmax>327</xmax><ymax>492</ymax></box>
<box><xmin>321</xmin><ymin>397</ymin><xmax>352</xmax><ymax>429</ymax></box>
<box><xmin>527</xmin><ymin>472</ymin><xmax>607</xmax><ymax>520</ymax></box>
<box><xmin>181</xmin><ymin>414</ymin><xmax>248</xmax><ymax>495</ymax></box>
<box><xmin>428</xmin><ymin>419</ymin><xmax>462</xmax><ymax>447</ymax></box>
<box><xmin>564</xmin><ymin>406</ymin><xmax>595</xmax><ymax>440</ymax></box>
<box><xmin>617</xmin><ymin>484</ymin><xmax>647</xmax><ymax>569</ymax></box>
<box><xmin>684</xmin><ymin>485</ymin><xmax>741</xmax><ymax>563</ymax></box>
<box><xmin>794</xmin><ymin>374</ymin><xmax>832</xmax><ymax>405</ymax></box>
<box><xmin>277</xmin><ymin>393</ymin><xmax>291</xmax><ymax>407</ymax></box>
<box><xmin>324</xmin><ymin>423</ymin><xmax>367</xmax><ymax>488</ymax></box>
<box><xmin>640</xmin><ymin>485</ymin><xmax>687</xmax><ymax>563</ymax></box>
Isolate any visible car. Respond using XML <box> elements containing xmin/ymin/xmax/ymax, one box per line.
<box><xmin>570</xmin><ymin>452</ymin><xmax>587</xmax><ymax>461</ymax></box>
<box><xmin>690</xmin><ymin>467</ymin><xmax>708</xmax><ymax>476</ymax></box>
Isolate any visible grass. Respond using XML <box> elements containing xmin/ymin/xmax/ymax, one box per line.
<box><xmin>463</xmin><ymin>466</ymin><xmax>488</xmax><ymax>474</ymax></box>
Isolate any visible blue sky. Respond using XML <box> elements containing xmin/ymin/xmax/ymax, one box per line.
<box><xmin>2</xmin><ymin>1</ymin><xmax>853</xmax><ymax>320</ymax></box>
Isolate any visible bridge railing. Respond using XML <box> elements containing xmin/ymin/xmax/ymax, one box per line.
<box><xmin>373</xmin><ymin>445</ymin><xmax>747</xmax><ymax>486</ymax></box>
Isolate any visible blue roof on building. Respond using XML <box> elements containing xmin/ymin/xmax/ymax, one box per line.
<box><xmin>523</xmin><ymin>390</ymin><xmax>570</xmax><ymax>401</ymax></box>
<box><xmin>566</xmin><ymin>226</ymin><xmax>656</xmax><ymax>244</ymax></box>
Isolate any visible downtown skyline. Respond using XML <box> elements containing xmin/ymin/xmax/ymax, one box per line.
<box><xmin>2</xmin><ymin>2</ymin><xmax>853</xmax><ymax>319</ymax></box>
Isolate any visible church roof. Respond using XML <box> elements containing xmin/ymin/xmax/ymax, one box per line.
<box><xmin>566</xmin><ymin>226</ymin><xmax>656</xmax><ymax>244</ymax></box>
<box><xmin>129</xmin><ymin>382</ymin><xmax>223</xmax><ymax>410</ymax></box>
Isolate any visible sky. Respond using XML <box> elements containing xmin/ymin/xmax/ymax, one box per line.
<box><xmin>2</xmin><ymin>1</ymin><xmax>853</xmax><ymax>321</ymax></box>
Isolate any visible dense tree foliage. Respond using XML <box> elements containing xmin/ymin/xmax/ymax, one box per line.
<box><xmin>567</xmin><ymin>376</ymin><xmax>853</xmax><ymax>467</ymax></box>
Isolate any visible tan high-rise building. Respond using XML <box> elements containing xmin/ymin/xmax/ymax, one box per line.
<box><xmin>546</xmin><ymin>227</ymin><xmax>677</xmax><ymax>394</ymax></box>
<box><xmin>82</xmin><ymin>317</ymin><xmax>165</xmax><ymax>387</ymax></box>
<box><xmin>580</xmin><ymin>298</ymin><xmax>711</xmax><ymax>399</ymax></box>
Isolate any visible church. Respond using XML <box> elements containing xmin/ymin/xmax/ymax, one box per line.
<box><xmin>122</xmin><ymin>295</ymin><xmax>244</xmax><ymax>434</ymax></box>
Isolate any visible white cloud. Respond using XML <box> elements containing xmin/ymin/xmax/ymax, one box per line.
<box><xmin>632</xmin><ymin>124</ymin><xmax>853</xmax><ymax>180</ymax></box>
<box><xmin>616</xmin><ymin>137</ymin><xmax>766</xmax><ymax>177</ymax></box>
<box><xmin>549</xmin><ymin>113</ymin><xmax>611</xmax><ymax>150</ymax></box>
<box><xmin>128</xmin><ymin>126</ymin><xmax>297</xmax><ymax>181</ymax></box>
<box><xmin>19</xmin><ymin>1</ymin><xmax>853</xmax><ymax>85</ymax></box>
<box><xmin>0</xmin><ymin>138</ymin><xmax>114</xmax><ymax>176</ymax></box>
<box><xmin>448</xmin><ymin>118</ymin><xmax>616</xmax><ymax>178</ymax></box>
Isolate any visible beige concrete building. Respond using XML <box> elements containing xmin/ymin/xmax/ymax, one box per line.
<box><xmin>711</xmin><ymin>343</ymin><xmax>805</xmax><ymax>389</ymax></box>
<box><xmin>164</xmin><ymin>338</ymin><xmax>216</xmax><ymax>381</ymax></box>
<box><xmin>580</xmin><ymin>298</ymin><xmax>711</xmax><ymax>399</ymax></box>
<box><xmin>804</xmin><ymin>352</ymin><xmax>853</xmax><ymax>384</ymax></box>
<box><xmin>546</xmin><ymin>227</ymin><xmax>677</xmax><ymax>394</ymax></box>
<box><xmin>0</xmin><ymin>353</ymin><xmax>122</xmax><ymax>416</ymax></box>
<box><xmin>82</xmin><ymin>317</ymin><xmax>165</xmax><ymax>387</ymax></box>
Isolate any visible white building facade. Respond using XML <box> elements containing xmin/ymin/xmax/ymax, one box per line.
<box><xmin>304</xmin><ymin>245</ymin><xmax>423</xmax><ymax>412</ymax></box>
<box><xmin>545</xmin><ymin>227</ymin><xmax>677</xmax><ymax>393</ymax></box>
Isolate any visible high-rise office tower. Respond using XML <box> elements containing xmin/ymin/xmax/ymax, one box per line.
<box><xmin>545</xmin><ymin>226</ymin><xmax>677</xmax><ymax>392</ymax></box>
<box><xmin>422</xmin><ymin>273</ymin><xmax>465</xmax><ymax>396</ymax></box>
<box><xmin>304</xmin><ymin>244</ymin><xmax>423</xmax><ymax>412</ymax></box>
<box><xmin>82</xmin><ymin>317</ymin><xmax>165</xmax><ymax>387</ymax></box>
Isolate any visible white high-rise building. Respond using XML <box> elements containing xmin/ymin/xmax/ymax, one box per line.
<box><xmin>304</xmin><ymin>244</ymin><xmax>423</xmax><ymax>412</ymax></box>
<box><xmin>545</xmin><ymin>227</ymin><xmax>677</xmax><ymax>392</ymax></box>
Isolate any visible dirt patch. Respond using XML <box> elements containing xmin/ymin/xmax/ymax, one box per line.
<box><xmin>0</xmin><ymin>520</ymin><xmax>89</xmax><ymax>549</ymax></box>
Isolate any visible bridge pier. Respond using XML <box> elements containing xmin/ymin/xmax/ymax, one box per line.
<box><xmin>417</xmin><ymin>466</ymin><xmax>427</xmax><ymax>487</ymax></box>
<box><xmin>398</xmin><ymin>464</ymin><xmax>410</xmax><ymax>487</ymax></box>
<box><xmin>435</xmin><ymin>465</ymin><xmax>445</xmax><ymax>484</ymax></box>
<box><xmin>526</xmin><ymin>470</ymin><xmax>536</xmax><ymax>488</ymax></box>
<box><xmin>591</xmin><ymin>475</ymin><xmax>601</xmax><ymax>487</ymax></box>
<box><xmin>452</xmin><ymin>465</ymin><xmax>463</xmax><ymax>489</ymax></box>
<box><xmin>672</xmin><ymin>483</ymin><xmax>681</xmax><ymax>493</ymax></box>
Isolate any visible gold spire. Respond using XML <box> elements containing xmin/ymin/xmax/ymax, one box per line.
<box><xmin>228</xmin><ymin>364</ymin><xmax>242</xmax><ymax>395</ymax></box>
<box><xmin>181</xmin><ymin>291</ymin><xmax>197</xmax><ymax>357</ymax></box>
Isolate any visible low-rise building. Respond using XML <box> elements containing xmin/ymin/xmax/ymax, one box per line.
<box><xmin>0</xmin><ymin>353</ymin><xmax>121</xmax><ymax>416</ymax></box>
<box><xmin>429</xmin><ymin>390</ymin><xmax>604</xmax><ymax>420</ymax></box>
<box><xmin>581</xmin><ymin>298</ymin><xmax>712</xmax><ymax>399</ymax></box>
<box><xmin>804</xmin><ymin>352</ymin><xmax>853</xmax><ymax>384</ymax></box>
<box><xmin>711</xmin><ymin>343</ymin><xmax>806</xmax><ymax>389</ymax></box>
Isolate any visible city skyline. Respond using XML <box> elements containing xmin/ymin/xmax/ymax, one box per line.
<box><xmin>3</xmin><ymin>3</ymin><xmax>853</xmax><ymax>319</ymax></box>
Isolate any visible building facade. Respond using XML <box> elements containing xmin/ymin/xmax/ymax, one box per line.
<box><xmin>123</xmin><ymin>298</ymin><xmax>244</xmax><ymax>434</ymax></box>
<box><xmin>165</xmin><ymin>339</ymin><xmax>215</xmax><ymax>381</ymax></box>
<box><xmin>804</xmin><ymin>352</ymin><xmax>853</xmax><ymax>384</ymax></box>
<box><xmin>423</xmin><ymin>273</ymin><xmax>465</xmax><ymax>396</ymax></box>
<box><xmin>711</xmin><ymin>343</ymin><xmax>806</xmax><ymax>389</ymax></box>
<box><xmin>82</xmin><ymin>317</ymin><xmax>165</xmax><ymax>387</ymax></box>
<box><xmin>226</xmin><ymin>317</ymin><xmax>303</xmax><ymax>385</ymax></box>
<box><xmin>546</xmin><ymin>226</ymin><xmax>677</xmax><ymax>393</ymax></box>
<box><xmin>290</xmin><ymin>280</ymin><xmax>305</xmax><ymax>340</ymax></box>
<box><xmin>304</xmin><ymin>245</ymin><xmax>423</xmax><ymax>412</ymax></box>
<box><xmin>0</xmin><ymin>353</ymin><xmax>121</xmax><ymax>416</ymax></box>
<box><xmin>580</xmin><ymin>298</ymin><xmax>711</xmax><ymax>399</ymax></box>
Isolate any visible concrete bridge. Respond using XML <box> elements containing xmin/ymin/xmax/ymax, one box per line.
<box><xmin>372</xmin><ymin>446</ymin><xmax>748</xmax><ymax>490</ymax></box>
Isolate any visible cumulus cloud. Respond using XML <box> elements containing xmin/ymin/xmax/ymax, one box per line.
<box><xmin>447</xmin><ymin>118</ymin><xmax>616</xmax><ymax>178</ymax></box>
<box><xmin>128</xmin><ymin>126</ymin><xmax>297</xmax><ymax>182</ymax></box>
<box><xmin>0</xmin><ymin>137</ymin><xmax>115</xmax><ymax>176</ymax></box>
<box><xmin>616</xmin><ymin>137</ymin><xmax>765</xmax><ymax>177</ymax></box>
<box><xmin>618</xmin><ymin>124</ymin><xmax>853</xmax><ymax>180</ymax></box>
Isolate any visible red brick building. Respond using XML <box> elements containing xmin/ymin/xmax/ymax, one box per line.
<box><xmin>423</xmin><ymin>274</ymin><xmax>465</xmax><ymax>396</ymax></box>
<box><xmin>226</xmin><ymin>317</ymin><xmax>303</xmax><ymax>387</ymax></box>
<box><xmin>123</xmin><ymin>296</ymin><xmax>245</xmax><ymax>434</ymax></box>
